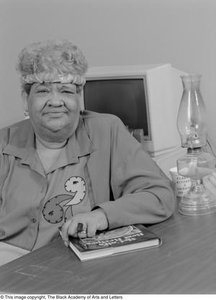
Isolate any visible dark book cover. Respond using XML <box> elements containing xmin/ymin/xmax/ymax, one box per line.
<box><xmin>69</xmin><ymin>224</ymin><xmax>161</xmax><ymax>261</ymax></box>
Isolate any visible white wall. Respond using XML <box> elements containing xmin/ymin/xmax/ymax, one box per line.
<box><xmin>1</xmin><ymin>0</ymin><xmax>216</xmax><ymax>142</ymax></box>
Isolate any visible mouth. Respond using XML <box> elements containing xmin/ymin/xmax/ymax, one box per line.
<box><xmin>45</xmin><ymin>111</ymin><xmax>66</xmax><ymax>117</ymax></box>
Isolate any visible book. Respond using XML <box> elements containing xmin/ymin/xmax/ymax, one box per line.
<box><xmin>68</xmin><ymin>224</ymin><xmax>162</xmax><ymax>262</ymax></box>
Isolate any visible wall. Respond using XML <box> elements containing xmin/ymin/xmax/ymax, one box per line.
<box><xmin>1</xmin><ymin>0</ymin><xmax>216</xmax><ymax>141</ymax></box>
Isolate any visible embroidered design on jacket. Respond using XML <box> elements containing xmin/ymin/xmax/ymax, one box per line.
<box><xmin>42</xmin><ymin>176</ymin><xmax>86</xmax><ymax>224</ymax></box>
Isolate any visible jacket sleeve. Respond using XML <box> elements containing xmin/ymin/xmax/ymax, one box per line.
<box><xmin>98</xmin><ymin>116</ymin><xmax>175</xmax><ymax>229</ymax></box>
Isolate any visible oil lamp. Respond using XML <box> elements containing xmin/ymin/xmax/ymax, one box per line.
<box><xmin>176</xmin><ymin>74</ymin><xmax>216</xmax><ymax>215</ymax></box>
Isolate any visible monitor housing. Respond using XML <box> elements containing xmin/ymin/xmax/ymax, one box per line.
<box><xmin>81</xmin><ymin>63</ymin><xmax>187</xmax><ymax>176</ymax></box>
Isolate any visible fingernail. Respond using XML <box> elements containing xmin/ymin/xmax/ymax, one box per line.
<box><xmin>64</xmin><ymin>241</ymin><xmax>68</xmax><ymax>247</ymax></box>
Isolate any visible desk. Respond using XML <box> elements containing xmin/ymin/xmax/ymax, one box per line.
<box><xmin>1</xmin><ymin>202</ymin><xmax>216</xmax><ymax>294</ymax></box>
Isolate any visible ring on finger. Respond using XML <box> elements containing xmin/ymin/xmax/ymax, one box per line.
<box><xmin>81</xmin><ymin>228</ymin><xmax>87</xmax><ymax>234</ymax></box>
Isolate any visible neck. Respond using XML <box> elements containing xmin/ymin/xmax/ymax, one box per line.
<box><xmin>36</xmin><ymin>134</ymin><xmax>67</xmax><ymax>149</ymax></box>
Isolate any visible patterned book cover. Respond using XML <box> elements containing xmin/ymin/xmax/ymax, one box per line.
<box><xmin>69</xmin><ymin>224</ymin><xmax>161</xmax><ymax>261</ymax></box>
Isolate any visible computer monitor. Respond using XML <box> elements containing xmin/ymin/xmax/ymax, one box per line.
<box><xmin>81</xmin><ymin>63</ymin><xmax>186</xmax><ymax>157</ymax></box>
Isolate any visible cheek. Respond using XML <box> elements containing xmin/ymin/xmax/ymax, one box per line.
<box><xmin>66</xmin><ymin>97</ymin><xmax>80</xmax><ymax>112</ymax></box>
<box><xmin>28</xmin><ymin>102</ymin><xmax>41</xmax><ymax>114</ymax></box>
<box><xmin>27</xmin><ymin>99</ymin><xmax>44</xmax><ymax>119</ymax></box>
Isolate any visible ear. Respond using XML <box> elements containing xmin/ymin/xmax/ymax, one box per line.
<box><xmin>22</xmin><ymin>90</ymin><xmax>28</xmax><ymax>113</ymax></box>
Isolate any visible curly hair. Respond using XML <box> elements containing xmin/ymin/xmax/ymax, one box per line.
<box><xmin>16</xmin><ymin>39</ymin><xmax>88</xmax><ymax>93</ymax></box>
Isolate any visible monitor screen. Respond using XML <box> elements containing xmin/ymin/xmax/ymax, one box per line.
<box><xmin>83</xmin><ymin>78</ymin><xmax>150</xmax><ymax>138</ymax></box>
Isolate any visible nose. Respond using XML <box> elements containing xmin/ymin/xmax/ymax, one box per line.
<box><xmin>47</xmin><ymin>92</ymin><xmax>64</xmax><ymax>106</ymax></box>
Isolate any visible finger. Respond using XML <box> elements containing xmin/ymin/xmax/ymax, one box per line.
<box><xmin>61</xmin><ymin>219</ymin><xmax>78</xmax><ymax>246</ymax></box>
<box><xmin>60</xmin><ymin>220</ymin><xmax>71</xmax><ymax>246</ymax></box>
<box><xmin>86</xmin><ymin>223</ymin><xmax>97</xmax><ymax>237</ymax></box>
<box><xmin>77</xmin><ymin>222</ymin><xmax>96</xmax><ymax>238</ymax></box>
<box><xmin>77</xmin><ymin>223</ymin><xmax>88</xmax><ymax>238</ymax></box>
<box><xmin>77</xmin><ymin>222</ymin><xmax>84</xmax><ymax>233</ymax></box>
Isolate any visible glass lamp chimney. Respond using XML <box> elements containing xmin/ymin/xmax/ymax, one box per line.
<box><xmin>177</xmin><ymin>74</ymin><xmax>207</xmax><ymax>149</ymax></box>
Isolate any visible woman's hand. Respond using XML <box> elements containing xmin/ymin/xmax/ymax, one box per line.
<box><xmin>203</xmin><ymin>172</ymin><xmax>216</xmax><ymax>197</ymax></box>
<box><xmin>60</xmin><ymin>208</ymin><xmax>108</xmax><ymax>246</ymax></box>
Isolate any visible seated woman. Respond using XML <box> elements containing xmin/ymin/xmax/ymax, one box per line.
<box><xmin>0</xmin><ymin>39</ymin><xmax>175</xmax><ymax>265</ymax></box>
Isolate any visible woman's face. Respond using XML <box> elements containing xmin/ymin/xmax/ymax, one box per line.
<box><xmin>22</xmin><ymin>82</ymin><xmax>81</xmax><ymax>142</ymax></box>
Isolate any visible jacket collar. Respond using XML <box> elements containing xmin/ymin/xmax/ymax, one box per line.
<box><xmin>3</xmin><ymin>116</ymin><xmax>95</xmax><ymax>172</ymax></box>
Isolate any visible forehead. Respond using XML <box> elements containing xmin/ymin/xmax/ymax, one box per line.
<box><xmin>33</xmin><ymin>82</ymin><xmax>77</xmax><ymax>89</ymax></box>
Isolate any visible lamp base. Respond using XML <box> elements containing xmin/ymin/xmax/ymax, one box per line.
<box><xmin>179</xmin><ymin>187</ymin><xmax>216</xmax><ymax>216</ymax></box>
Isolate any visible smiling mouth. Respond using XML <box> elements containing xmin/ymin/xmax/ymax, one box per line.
<box><xmin>45</xmin><ymin>112</ymin><xmax>66</xmax><ymax>117</ymax></box>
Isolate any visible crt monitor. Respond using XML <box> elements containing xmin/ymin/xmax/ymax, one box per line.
<box><xmin>81</xmin><ymin>64</ymin><xmax>185</xmax><ymax>157</ymax></box>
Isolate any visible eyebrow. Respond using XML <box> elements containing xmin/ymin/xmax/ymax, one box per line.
<box><xmin>60</xmin><ymin>84</ymin><xmax>76</xmax><ymax>89</ymax></box>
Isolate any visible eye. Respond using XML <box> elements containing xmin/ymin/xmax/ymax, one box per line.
<box><xmin>61</xmin><ymin>90</ymin><xmax>75</xmax><ymax>94</ymax></box>
<box><xmin>36</xmin><ymin>89</ymin><xmax>49</xmax><ymax>94</ymax></box>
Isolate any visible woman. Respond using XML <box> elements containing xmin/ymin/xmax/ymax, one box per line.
<box><xmin>0</xmin><ymin>39</ymin><xmax>175</xmax><ymax>265</ymax></box>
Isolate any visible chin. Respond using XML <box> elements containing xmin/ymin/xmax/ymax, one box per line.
<box><xmin>35</xmin><ymin>116</ymin><xmax>79</xmax><ymax>142</ymax></box>
<box><xmin>44</xmin><ymin>120</ymin><xmax>70</xmax><ymax>133</ymax></box>
<box><xmin>45</xmin><ymin>123</ymin><xmax>76</xmax><ymax>141</ymax></box>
